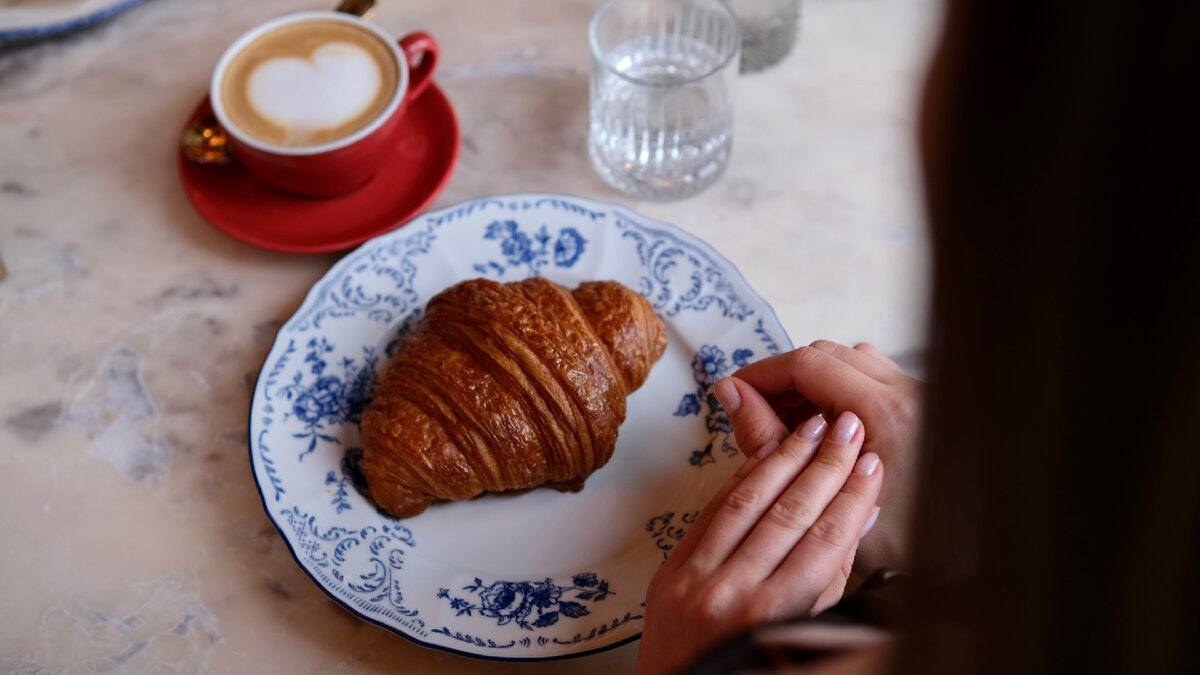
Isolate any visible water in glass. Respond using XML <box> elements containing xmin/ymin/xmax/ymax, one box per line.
<box><xmin>589</xmin><ymin>35</ymin><xmax>735</xmax><ymax>201</ymax></box>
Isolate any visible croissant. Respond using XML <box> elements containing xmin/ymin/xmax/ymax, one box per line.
<box><xmin>360</xmin><ymin>277</ymin><xmax>668</xmax><ymax>518</ymax></box>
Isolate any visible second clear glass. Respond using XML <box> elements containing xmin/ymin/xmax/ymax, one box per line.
<box><xmin>725</xmin><ymin>0</ymin><xmax>801</xmax><ymax>73</ymax></box>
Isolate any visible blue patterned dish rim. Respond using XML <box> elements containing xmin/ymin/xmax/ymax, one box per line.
<box><xmin>248</xmin><ymin>193</ymin><xmax>794</xmax><ymax>661</ymax></box>
<box><xmin>0</xmin><ymin>0</ymin><xmax>153</xmax><ymax>42</ymax></box>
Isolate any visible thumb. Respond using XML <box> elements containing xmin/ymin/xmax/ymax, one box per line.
<box><xmin>714</xmin><ymin>377</ymin><xmax>789</xmax><ymax>457</ymax></box>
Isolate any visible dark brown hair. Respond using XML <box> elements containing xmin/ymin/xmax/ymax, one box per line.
<box><xmin>899</xmin><ymin>1</ymin><xmax>1200</xmax><ymax>672</ymax></box>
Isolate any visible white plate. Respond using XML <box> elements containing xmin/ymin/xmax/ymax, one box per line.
<box><xmin>249</xmin><ymin>193</ymin><xmax>792</xmax><ymax>660</ymax></box>
<box><xmin>0</xmin><ymin>0</ymin><xmax>151</xmax><ymax>41</ymax></box>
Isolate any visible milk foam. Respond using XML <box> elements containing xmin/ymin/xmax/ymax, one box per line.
<box><xmin>218</xmin><ymin>18</ymin><xmax>400</xmax><ymax>148</ymax></box>
<box><xmin>247</xmin><ymin>43</ymin><xmax>383</xmax><ymax>131</ymax></box>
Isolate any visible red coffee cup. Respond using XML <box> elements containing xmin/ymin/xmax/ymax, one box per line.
<box><xmin>209</xmin><ymin>11</ymin><xmax>438</xmax><ymax>198</ymax></box>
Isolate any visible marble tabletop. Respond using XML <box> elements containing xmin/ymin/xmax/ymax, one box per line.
<box><xmin>0</xmin><ymin>0</ymin><xmax>938</xmax><ymax>672</ymax></box>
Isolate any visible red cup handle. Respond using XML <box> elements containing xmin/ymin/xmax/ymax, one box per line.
<box><xmin>399</xmin><ymin>32</ymin><xmax>438</xmax><ymax>101</ymax></box>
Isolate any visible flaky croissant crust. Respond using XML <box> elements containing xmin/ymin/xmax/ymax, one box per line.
<box><xmin>360</xmin><ymin>277</ymin><xmax>667</xmax><ymax>518</ymax></box>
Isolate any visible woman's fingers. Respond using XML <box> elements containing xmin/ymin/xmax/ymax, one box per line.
<box><xmin>714</xmin><ymin>376</ymin><xmax>789</xmax><ymax>456</ymax></box>
<box><xmin>810</xmin><ymin>340</ymin><xmax>909</xmax><ymax>384</ymax></box>
<box><xmin>662</xmin><ymin>443</ymin><xmax>776</xmax><ymax>570</ymax></box>
<box><xmin>723</xmin><ymin>412</ymin><xmax>864</xmax><ymax>579</ymax></box>
<box><xmin>715</xmin><ymin>340</ymin><xmax>902</xmax><ymax>449</ymax></box>
<box><xmin>732</xmin><ymin>346</ymin><xmax>890</xmax><ymax>424</ymax></box>
<box><xmin>686</xmin><ymin>413</ymin><xmax>831</xmax><ymax>570</ymax></box>
<box><xmin>765</xmin><ymin>450</ymin><xmax>884</xmax><ymax>615</ymax></box>
<box><xmin>669</xmin><ymin>379</ymin><xmax>848</xmax><ymax>570</ymax></box>
<box><xmin>850</xmin><ymin>341</ymin><xmax>902</xmax><ymax>370</ymax></box>
<box><xmin>717</xmin><ymin>376</ymin><xmax>823</xmax><ymax>440</ymax></box>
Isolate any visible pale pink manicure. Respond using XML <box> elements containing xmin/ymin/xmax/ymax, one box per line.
<box><xmin>797</xmin><ymin>414</ymin><xmax>827</xmax><ymax>441</ymax></box>
<box><xmin>860</xmin><ymin>505</ymin><xmax>881</xmax><ymax>539</ymax></box>
<box><xmin>831</xmin><ymin>411</ymin><xmax>861</xmax><ymax>444</ymax></box>
<box><xmin>714</xmin><ymin>378</ymin><xmax>740</xmax><ymax>412</ymax></box>
<box><xmin>853</xmin><ymin>451</ymin><xmax>880</xmax><ymax>476</ymax></box>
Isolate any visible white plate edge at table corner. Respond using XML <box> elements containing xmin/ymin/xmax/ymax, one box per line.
<box><xmin>0</xmin><ymin>0</ymin><xmax>150</xmax><ymax>33</ymax></box>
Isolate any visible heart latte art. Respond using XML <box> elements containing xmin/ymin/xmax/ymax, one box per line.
<box><xmin>219</xmin><ymin>20</ymin><xmax>400</xmax><ymax>148</ymax></box>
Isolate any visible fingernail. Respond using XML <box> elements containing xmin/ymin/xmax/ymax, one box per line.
<box><xmin>755</xmin><ymin>439</ymin><xmax>780</xmax><ymax>459</ymax></box>
<box><xmin>714</xmin><ymin>378</ymin><xmax>741</xmax><ymax>412</ymax></box>
<box><xmin>796</xmin><ymin>414</ymin><xmax>827</xmax><ymax>441</ymax></box>
<box><xmin>859</xmin><ymin>506</ymin><xmax>881</xmax><ymax>539</ymax></box>
<box><xmin>831</xmin><ymin>411</ymin><xmax>861</xmax><ymax>444</ymax></box>
<box><xmin>853</xmin><ymin>451</ymin><xmax>880</xmax><ymax>476</ymax></box>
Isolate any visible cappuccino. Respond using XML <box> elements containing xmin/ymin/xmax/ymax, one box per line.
<box><xmin>219</xmin><ymin>19</ymin><xmax>400</xmax><ymax>148</ymax></box>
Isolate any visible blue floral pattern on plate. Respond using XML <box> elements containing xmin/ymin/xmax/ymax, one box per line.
<box><xmin>249</xmin><ymin>194</ymin><xmax>792</xmax><ymax>660</ymax></box>
<box><xmin>646</xmin><ymin>510</ymin><xmax>700</xmax><ymax>560</ymax></box>
<box><xmin>473</xmin><ymin>219</ymin><xmax>588</xmax><ymax>276</ymax></box>
<box><xmin>436</xmin><ymin>572</ymin><xmax>613</xmax><ymax>633</ymax></box>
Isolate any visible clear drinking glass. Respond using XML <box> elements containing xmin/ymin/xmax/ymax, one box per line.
<box><xmin>588</xmin><ymin>0</ymin><xmax>741</xmax><ymax>201</ymax></box>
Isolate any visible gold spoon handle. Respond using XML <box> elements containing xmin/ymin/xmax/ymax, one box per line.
<box><xmin>337</xmin><ymin>0</ymin><xmax>376</xmax><ymax>18</ymax></box>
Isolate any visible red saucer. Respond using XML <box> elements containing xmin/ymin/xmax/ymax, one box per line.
<box><xmin>178</xmin><ymin>84</ymin><xmax>460</xmax><ymax>254</ymax></box>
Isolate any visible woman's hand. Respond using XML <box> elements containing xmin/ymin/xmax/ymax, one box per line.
<box><xmin>721</xmin><ymin>341</ymin><xmax>924</xmax><ymax>575</ymax></box>
<box><xmin>636</xmin><ymin>408</ymin><xmax>883</xmax><ymax>675</ymax></box>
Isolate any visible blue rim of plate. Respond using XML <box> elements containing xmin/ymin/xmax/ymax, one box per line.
<box><xmin>248</xmin><ymin>193</ymin><xmax>794</xmax><ymax>661</ymax></box>
<box><xmin>0</xmin><ymin>0</ymin><xmax>152</xmax><ymax>42</ymax></box>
